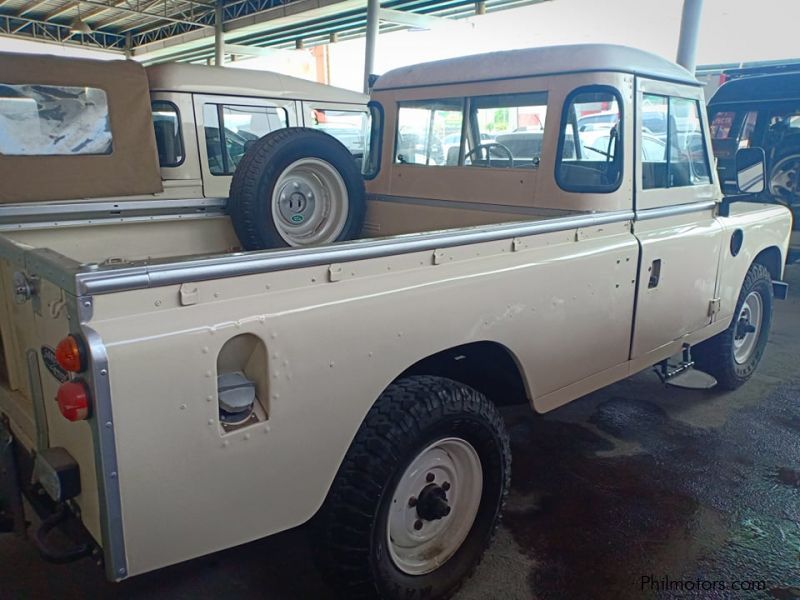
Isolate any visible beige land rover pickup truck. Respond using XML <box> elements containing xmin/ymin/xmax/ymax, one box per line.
<box><xmin>0</xmin><ymin>45</ymin><xmax>792</xmax><ymax>600</ymax></box>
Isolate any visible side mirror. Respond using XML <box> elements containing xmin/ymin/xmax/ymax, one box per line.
<box><xmin>735</xmin><ymin>147</ymin><xmax>766</xmax><ymax>194</ymax></box>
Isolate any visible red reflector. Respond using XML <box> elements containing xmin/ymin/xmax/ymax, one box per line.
<box><xmin>56</xmin><ymin>380</ymin><xmax>91</xmax><ymax>422</ymax></box>
<box><xmin>55</xmin><ymin>335</ymin><xmax>86</xmax><ymax>373</ymax></box>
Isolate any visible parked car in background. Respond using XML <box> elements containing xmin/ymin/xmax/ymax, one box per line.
<box><xmin>708</xmin><ymin>72</ymin><xmax>800</xmax><ymax>262</ymax></box>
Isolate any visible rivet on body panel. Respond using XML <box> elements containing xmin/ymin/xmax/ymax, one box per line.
<box><xmin>154</xmin><ymin>300</ymin><xmax>161</xmax><ymax>307</ymax></box>
<box><xmin>105</xmin><ymin>421</ymin><xmax>112</xmax><ymax>429</ymax></box>
<box><xmin>179</xmin><ymin>404</ymin><xmax>187</xmax><ymax>410</ymax></box>
<box><xmin>100</xmin><ymin>369</ymin><xmax>107</xmax><ymax>376</ymax></box>
<box><xmin>202</xmin><ymin>347</ymin><xmax>209</xmax><ymax>354</ymax></box>
<box><xmin>206</xmin><ymin>395</ymin><xmax>213</xmax><ymax>402</ymax></box>
<box><xmin>110</xmin><ymin>472</ymin><xmax>117</xmax><ymax>479</ymax></box>
<box><xmin>244</xmin><ymin>433</ymin><xmax>251</xmax><ymax>441</ymax></box>
<box><xmin>222</xmin><ymin>440</ymin><xmax>229</xmax><ymax>448</ymax></box>
<box><xmin>205</xmin><ymin>371</ymin><xmax>213</xmax><ymax>378</ymax></box>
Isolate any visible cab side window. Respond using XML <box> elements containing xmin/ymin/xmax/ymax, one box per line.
<box><xmin>204</xmin><ymin>103</ymin><xmax>288</xmax><ymax>175</ymax></box>
<box><xmin>556</xmin><ymin>87</ymin><xmax>623</xmax><ymax>192</ymax></box>
<box><xmin>395</xmin><ymin>99</ymin><xmax>463</xmax><ymax>166</ymax></box>
<box><xmin>641</xmin><ymin>94</ymin><xmax>710</xmax><ymax>189</ymax></box>
<box><xmin>464</xmin><ymin>91</ymin><xmax>548</xmax><ymax>169</ymax></box>
<box><xmin>151</xmin><ymin>101</ymin><xmax>184</xmax><ymax>167</ymax></box>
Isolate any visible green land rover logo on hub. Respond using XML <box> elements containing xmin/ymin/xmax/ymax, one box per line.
<box><xmin>291</xmin><ymin>215</ymin><xmax>304</xmax><ymax>223</ymax></box>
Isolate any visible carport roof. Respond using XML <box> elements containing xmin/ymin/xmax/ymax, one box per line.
<box><xmin>0</xmin><ymin>0</ymin><xmax>551</xmax><ymax>62</ymax></box>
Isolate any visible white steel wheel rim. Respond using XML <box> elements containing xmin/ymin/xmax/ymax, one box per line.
<box><xmin>386</xmin><ymin>437</ymin><xmax>483</xmax><ymax>576</ymax></box>
<box><xmin>733</xmin><ymin>291</ymin><xmax>763</xmax><ymax>364</ymax></box>
<box><xmin>271</xmin><ymin>157</ymin><xmax>349</xmax><ymax>247</ymax></box>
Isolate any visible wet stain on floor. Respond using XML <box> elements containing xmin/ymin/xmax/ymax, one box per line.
<box><xmin>501</xmin><ymin>377</ymin><xmax>800</xmax><ymax>600</ymax></box>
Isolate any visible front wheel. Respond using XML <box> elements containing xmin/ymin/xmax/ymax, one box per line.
<box><xmin>693</xmin><ymin>262</ymin><xmax>774</xmax><ymax>390</ymax></box>
<box><xmin>318</xmin><ymin>376</ymin><xmax>511</xmax><ymax>599</ymax></box>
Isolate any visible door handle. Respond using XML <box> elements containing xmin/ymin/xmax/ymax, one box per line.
<box><xmin>648</xmin><ymin>259</ymin><xmax>662</xmax><ymax>289</ymax></box>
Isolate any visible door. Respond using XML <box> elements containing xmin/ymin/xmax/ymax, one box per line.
<box><xmin>630</xmin><ymin>79</ymin><xmax>725</xmax><ymax>362</ymax></box>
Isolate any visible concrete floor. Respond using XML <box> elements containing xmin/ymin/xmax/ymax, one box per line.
<box><xmin>2</xmin><ymin>265</ymin><xmax>799</xmax><ymax>600</ymax></box>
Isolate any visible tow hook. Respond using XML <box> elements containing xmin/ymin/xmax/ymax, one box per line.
<box><xmin>32</xmin><ymin>503</ymin><xmax>92</xmax><ymax>564</ymax></box>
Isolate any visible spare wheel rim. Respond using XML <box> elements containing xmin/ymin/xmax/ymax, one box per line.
<box><xmin>271</xmin><ymin>157</ymin><xmax>349</xmax><ymax>246</ymax></box>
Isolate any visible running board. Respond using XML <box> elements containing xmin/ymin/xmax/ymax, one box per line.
<box><xmin>654</xmin><ymin>344</ymin><xmax>718</xmax><ymax>390</ymax></box>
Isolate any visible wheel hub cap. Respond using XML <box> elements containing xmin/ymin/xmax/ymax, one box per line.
<box><xmin>415</xmin><ymin>483</ymin><xmax>451</xmax><ymax>521</ymax></box>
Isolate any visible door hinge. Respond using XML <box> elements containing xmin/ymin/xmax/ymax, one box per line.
<box><xmin>708</xmin><ymin>298</ymin><xmax>721</xmax><ymax>316</ymax></box>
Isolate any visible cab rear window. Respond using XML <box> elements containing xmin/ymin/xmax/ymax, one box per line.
<box><xmin>0</xmin><ymin>84</ymin><xmax>112</xmax><ymax>156</ymax></box>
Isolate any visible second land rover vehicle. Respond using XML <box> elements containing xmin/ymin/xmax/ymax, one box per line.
<box><xmin>0</xmin><ymin>45</ymin><xmax>793</xmax><ymax>599</ymax></box>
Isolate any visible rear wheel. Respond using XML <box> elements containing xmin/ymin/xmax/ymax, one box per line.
<box><xmin>318</xmin><ymin>376</ymin><xmax>511</xmax><ymax>599</ymax></box>
<box><xmin>693</xmin><ymin>263</ymin><xmax>774</xmax><ymax>390</ymax></box>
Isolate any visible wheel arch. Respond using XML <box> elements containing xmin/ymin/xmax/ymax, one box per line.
<box><xmin>395</xmin><ymin>340</ymin><xmax>531</xmax><ymax>408</ymax></box>
<box><xmin>753</xmin><ymin>245</ymin><xmax>784</xmax><ymax>281</ymax></box>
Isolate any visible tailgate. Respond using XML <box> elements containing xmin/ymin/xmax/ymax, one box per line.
<box><xmin>0</xmin><ymin>243</ymin><xmax>106</xmax><ymax>560</ymax></box>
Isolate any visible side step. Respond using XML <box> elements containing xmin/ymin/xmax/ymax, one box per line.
<box><xmin>654</xmin><ymin>345</ymin><xmax>718</xmax><ymax>390</ymax></box>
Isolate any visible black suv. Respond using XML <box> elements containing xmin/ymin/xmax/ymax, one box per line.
<box><xmin>708</xmin><ymin>72</ymin><xmax>800</xmax><ymax>262</ymax></box>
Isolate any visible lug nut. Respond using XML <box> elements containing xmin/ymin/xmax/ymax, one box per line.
<box><xmin>426</xmin><ymin>473</ymin><xmax>435</xmax><ymax>483</ymax></box>
<box><xmin>408</xmin><ymin>496</ymin><xmax>417</xmax><ymax>507</ymax></box>
<box><xmin>414</xmin><ymin>520</ymin><xmax>423</xmax><ymax>530</ymax></box>
<box><xmin>442</xmin><ymin>482</ymin><xmax>450</xmax><ymax>491</ymax></box>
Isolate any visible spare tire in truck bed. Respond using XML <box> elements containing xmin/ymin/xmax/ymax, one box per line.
<box><xmin>229</xmin><ymin>127</ymin><xmax>366</xmax><ymax>250</ymax></box>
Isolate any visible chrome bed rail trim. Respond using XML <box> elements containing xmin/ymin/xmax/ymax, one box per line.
<box><xmin>635</xmin><ymin>200</ymin><xmax>717</xmax><ymax>221</ymax></box>
<box><xmin>0</xmin><ymin>198</ymin><xmax>227</xmax><ymax>229</ymax></box>
<box><xmin>74</xmin><ymin>209</ymin><xmax>635</xmax><ymax>295</ymax></box>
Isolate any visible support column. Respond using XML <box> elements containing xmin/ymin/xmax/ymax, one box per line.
<box><xmin>676</xmin><ymin>0</ymin><xmax>703</xmax><ymax>73</ymax></box>
<box><xmin>363</xmin><ymin>0</ymin><xmax>380</xmax><ymax>93</ymax></box>
<box><xmin>214</xmin><ymin>1</ymin><xmax>224</xmax><ymax>67</ymax></box>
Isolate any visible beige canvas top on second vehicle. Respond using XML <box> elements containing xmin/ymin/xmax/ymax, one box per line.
<box><xmin>0</xmin><ymin>52</ymin><xmax>162</xmax><ymax>204</ymax></box>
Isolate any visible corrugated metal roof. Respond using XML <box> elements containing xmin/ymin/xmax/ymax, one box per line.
<box><xmin>0</xmin><ymin>0</ymin><xmax>549</xmax><ymax>61</ymax></box>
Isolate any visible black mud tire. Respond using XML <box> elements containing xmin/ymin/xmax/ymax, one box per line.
<box><xmin>317</xmin><ymin>376</ymin><xmax>511</xmax><ymax>600</ymax></box>
<box><xmin>229</xmin><ymin>127</ymin><xmax>365</xmax><ymax>250</ymax></box>
<box><xmin>693</xmin><ymin>263</ymin><xmax>774</xmax><ymax>390</ymax></box>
